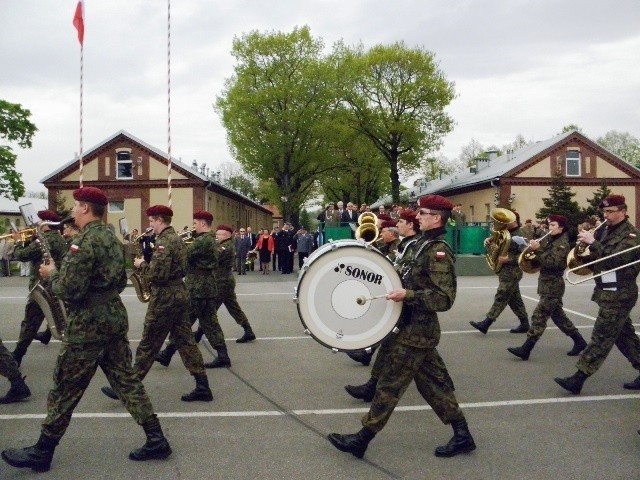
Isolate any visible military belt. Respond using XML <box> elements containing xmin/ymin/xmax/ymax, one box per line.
<box><xmin>151</xmin><ymin>278</ymin><xmax>184</xmax><ymax>287</ymax></box>
<box><xmin>190</xmin><ymin>268</ymin><xmax>214</xmax><ymax>276</ymax></box>
<box><xmin>82</xmin><ymin>288</ymin><xmax>120</xmax><ymax>308</ymax></box>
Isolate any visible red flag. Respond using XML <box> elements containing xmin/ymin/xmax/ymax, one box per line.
<box><xmin>73</xmin><ymin>1</ymin><xmax>84</xmax><ymax>46</ymax></box>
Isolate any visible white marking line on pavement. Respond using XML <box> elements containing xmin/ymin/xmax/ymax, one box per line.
<box><xmin>521</xmin><ymin>294</ymin><xmax>597</xmax><ymax>321</ymax></box>
<box><xmin>2</xmin><ymin>393</ymin><xmax>639</xmax><ymax>421</ymax></box>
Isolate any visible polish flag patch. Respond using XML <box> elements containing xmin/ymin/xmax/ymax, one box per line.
<box><xmin>436</xmin><ymin>251</ymin><xmax>446</xmax><ymax>260</ymax></box>
<box><xmin>629</xmin><ymin>233</ymin><xmax>637</xmax><ymax>238</ymax></box>
<box><xmin>70</xmin><ymin>244</ymin><xmax>80</xmax><ymax>253</ymax></box>
<box><xmin>157</xmin><ymin>245</ymin><xmax>165</xmax><ymax>252</ymax></box>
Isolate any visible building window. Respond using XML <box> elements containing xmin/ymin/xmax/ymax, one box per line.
<box><xmin>566</xmin><ymin>150</ymin><xmax>581</xmax><ymax>176</ymax></box>
<box><xmin>485</xmin><ymin>203</ymin><xmax>491</xmax><ymax>222</ymax></box>
<box><xmin>116</xmin><ymin>151</ymin><xmax>133</xmax><ymax>179</ymax></box>
<box><xmin>109</xmin><ymin>201</ymin><xmax>125</xmax><ymax>213</ymax></box>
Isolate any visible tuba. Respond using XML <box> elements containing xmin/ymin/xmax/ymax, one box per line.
<box><xmin>129</xmin><ymin>228</ymin><xmax>153</xmax><ymax>302</ymax></box>
<box><xmin>355</xmin><ymin>212</ymin><xmax>379</xmax><ymax>244</ymax></box>
<box><xmin>566</xmin><ymin>221</ymin><xmax>607</xmax><ymax>276</ymax></box>
<box><xmin>485</xmin><ymin>208</ymin><xmax>516</xmax><ymax>273</ymax></box>
<box><xmin>29</xmin><ymin>220</ymin><xmax>67</xmax><ymax>340</ymax></box>
<box><xmin>518</xmin><ymin>231</ymin><xmax>552</xmax><ymax>274</ymax></box>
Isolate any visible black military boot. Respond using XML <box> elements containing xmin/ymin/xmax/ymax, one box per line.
<box><xmin>101</xmin><ymin>386</ymin><xmax>119</xmax><ymax>400</ymax></box>
<box><xmin>344</xmin><ymin>377</ymin><xmax>377</xmax><ymax>402</ymax></box>
<box><xmin>567</xmin><ymin>332</ymin><xmax>587</xmax><ymax>356</ymax></box>
<box><xmin>204</xmin><ymin>345</ymin><xmax>231</xmax><ymax>368</ymax></box>
<box><xmin>12</xmin><ymin>345</ymin><xmax>27</xmax><ymax>367</ymax></box>
<box><xmin>469</xmin><ymin>318</ymin><xmax>494</xmax><ymax>334</ymax></box>
<box><xmin>0</xmin><ymin>376</ymin><xmax>31</xmax><ymax>404</ymax></box>
<box><xmin>1</xmin><ymin>434</ymin><xmax>58</xmax><ymax>472</ymax></box>
<box><xmin>155</xmin><ymin>344</ymin><xmax>177</xmax><ymax>367</ymax></box>
<box><xmin>34</xmin><ymin>329</ymin><xmax>52</xmax><ymax>345</ymax></box>
<box><xmin>510</xmin><ymin>318</ymin><xmax>530</xmax><ymax>334</ymax></box>
<box><xmin>181</xmin><ymin>374</ymin><xmax>213</xmax><ymax>402</ymax></box>
<box><xmin>554</xmin><ymin>370</ymin><xmax>589</xmax><ymax>394</ymax></box>
<box><xmin>623</xmin><ymin>374</ymin><xmax>640</xmax><ymax>390</ymax></box>
<box><xmin>346</xmin><ymin>346</ymin><xmax>377</xmax><ymax>366</ymax></box>
<box><xmin>194</xmin><ymin>327</ymin><xmax>204</xmax><ymax>343</ymax></box>
<box><xmin>434</xmin><ymin>418</ymin><xmax>476</xmax><ymax>457</ymax></box>
<box><xmin>507</xmin><ymin>337</ymin><xmax>538</xmax><ymax>361</ymax></box>
<box><xmin>236</xmin><ymin>325</ymin><xmax>256</xmax><ymax>343</ymax></box>
<box><xmin>327</xmin><ymin>427</ymin><xmax>375</xmax><ymax>459</ymax></box>
<box><xmin>129</xmin><ymin>416</ymin><xmax>172</xmax><ymax>461</ymax></box>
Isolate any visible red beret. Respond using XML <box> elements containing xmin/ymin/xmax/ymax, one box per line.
<box><xmin>599</xmin><ymin>195</ymin><xmax>626</xmax><ymax>209</ymax></box>
<box><xmin>418</xmin><ymin>195</ymin><xmax>453</xmax><ymax>211</ymax></box>
<box><xmin>216</xmin><ymin>224</ymin><xmax>233</xmax><ymax>234</ymax></box>
<box><xmin>399</xmin><ymin>209</ymin><xmax>420</xmax><ymax>230</ymax></box>
<box><xmin>37</xmin><ymin>210</ymin><xmax>61</xmax><ymax>222</ymax></box>
<box><xmin>547</xmin><ymin>215</ymin><xmax>568</xmax><ymax>228</ymax></box>
<box><xmin>193</xmin><ymin>210</ymin><xmax>213</xmax><ymax>222</ymax></box>
<box><xmin>73</xmin><ymin>186</ymin><xmax>108</xmax><ymax>206</ymax></box>
<box><xmin>146</xmin><ymin>205</ymin><xmax>173</xmax><ymax>217</ymax></box>
<box><xmin>380</xmin><ymin>220</ymin><xmax>397</xmax><ymax>229</ymax></box>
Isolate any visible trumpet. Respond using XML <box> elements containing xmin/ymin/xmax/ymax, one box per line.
<box><xmin>0</xmin><ymin>227</ymin><xmax>37</xmax><ymax>243</ymax></box>
<box><xmin>518</xmin><ymin>231</ymin><xmax>553</xmax><ymax>274</ymax></box>
<box><xmin>566</xmin><ymin>221</ymin><xmax>607</xmax><ymax>275</ymax></box>
<box><xmin>565</xmin><ymin>243</ymin><xmax>640</xmax><ymax>285</ymax></box>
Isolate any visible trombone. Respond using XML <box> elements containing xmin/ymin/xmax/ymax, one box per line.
<box><xmin>564</xmin><ymin>243</ymin><xmax>640</xmax><ymax>285</ymax></box>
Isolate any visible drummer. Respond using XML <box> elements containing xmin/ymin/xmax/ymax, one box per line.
<box><xmin>327</xmin><ymin>194</ymin><xmax>476</xmax><ymax>459</ymax></box>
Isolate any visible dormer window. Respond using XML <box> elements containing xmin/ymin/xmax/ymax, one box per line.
<box><xmin>116</xmin><ymin>151</ymin><xmax>133</xmax><ymax>179</ymax></box>
<box><xmin>566</xmin><ymin>150</ymin><xmax>581</xmax><ymax>176</ymax></box>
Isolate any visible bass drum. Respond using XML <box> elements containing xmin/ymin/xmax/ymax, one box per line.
<box><xmin>294</xmin><ymin>240</ymin><xmax>403</xmax><ymax>352</ymax></box>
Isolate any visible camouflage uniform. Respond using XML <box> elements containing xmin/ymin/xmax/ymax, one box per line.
<box><xmin>362</xmin><ymin>228</ymin><xmax>465</xmax><ymax>433</ymax></box>
<box><xmin>11</xmin><ymin>229</ymin><xmax>67</xmax><ymax>361</ymax></box>
<box><xmin>485</xmin><ymin>226</ymin><xmax>529</xmax><ymax>324</ymax></box>
<box><xmin>377</xmin><ymin>237</ymin><xmax>401</xmax><ymax>263</ymax></box>
<box><xmin>43</xmin><ymin>221</ymin><xmax>156</xmax><ymax>440</ymax></box>
<box><xmin>575</xmin><ymin>219</ymin><xmax>640</xmax><ymax>376</ymax></box>
<box><xmin>214</xmin><ymin>238</ymin><xmax>251</xmax><ymax>329</ymax></box>
<box><xmin>527</xmin><ymin>232</ymin><xmax>579</xmax><ymax>340</ymax></box>
<box><xmin>134</xmin><ymin>226</ymin><xmax>205</xmax><ymax>378</ymax></box>
<box><xmin>184</xmin><ymin>232</ymin><xmax>223</xmax><ymax>347</ymax></box>
<box><xmin>0</xmin><ymin>337</ymin><xmax>21</xmax><ymax>382</ymax></box>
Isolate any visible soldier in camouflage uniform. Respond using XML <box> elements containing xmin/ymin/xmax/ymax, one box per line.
<box><xmin>345</xmin><ymin>209</ymin><xmax>423</xmax><ymax>400</ymax></box>
<box><xmin>328</xmin><ymin>195</ymin><xmax>476</xmax><ymax>459</ymax></box>
<box><xmin>11</xmin><ymin>210</ymin><xmax>67</xmax><ymax>362</ymax></box>
<box><xmin>155</xmin><ymin>211</ymin><xmax>227</xmax><ymax>367</ymax></box>
<box><xmin>470</xmin><ymin>212</ymin><xmax>530</xmax><ymax>334</ymax></box>
<box><xmin>2</xmin><ymin>187</ymin><xmax>171</xmax><ymax>472</ymax></box>
<box><xmin>101</xmin><ymin>205</ymin><xmax>212</xmax><ymax>403</ymax></box>
<box><xmin>507</xmin><ymin>215</ymin><xmax>587</xmax><ymax>360</ymax></box>
<box><xmin>555</xmin><ymin>195</ymin><xmax>640</xmax><ymax>394</ymax></box>
<box><xmin>0</xmin><ymin>336</ymin><xmax>30</xmax><ymax>404</ymax></box>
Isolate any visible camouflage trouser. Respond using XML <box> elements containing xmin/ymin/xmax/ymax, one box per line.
<box><xmin>370</xmin><ymin>335</ymin><xmax>395</xmax><ymax>380</ymax></box>
<box><xmin>0</xmin><ymin>337</ymin><xmax>21</xmax><ymax>381</ymax></box>
<box><xmin>14</xmin><ymin>298</ymin><xmax>46</xmax><ymax>353</ymax></box>
<box><xmin>42</xmin><ymin>337</ymin><xmax>155</xmax><ymax>440</ymax></box>
<box><xmin>362</xmin><ymin>342</ymin><xmax>464</xmax><ymax>433</ymax></box>
<box><xmin>135</xmin><ymin>287</ymin><xmax>205</xmax><ymax>379</ymax></box>
<box><xmin>216</xmin><ymin>282</ymin><xmax>250</xmax><ymax>328</ymax></box>
<box><xmin>168</xmin><ymin>298</ymin><xmax>225</xmax><ymax>349</ymax></box>
<box><xmin>577</xmin><ymin>301</ymin><xmax>640</xmax><ymax>376</ymax></box>
<box><xmin>486</xmin><ymin>275</ymin><xmax>528</xmax><ymax>323</ymax></box>
<box><xmin>528</xmin><ymin>295</ymin><xmax>578</xmax><ymax>340</ymax></box>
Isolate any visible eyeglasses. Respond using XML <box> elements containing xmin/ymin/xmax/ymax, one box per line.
<box><xmin>239</xmin><ymin>230</ymin><xmax>245</xmax><ymax>232</ymax></box>
<box><xmin>418</xmin><ymin>209</ymin><xmax>439</xmax><ymax>216</ymax></box>
<box><xmin>602</xmin><ymin>208</ymin><xmax>622</xmax><ymax>214</ymax></box>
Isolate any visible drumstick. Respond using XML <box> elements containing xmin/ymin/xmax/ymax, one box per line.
<box><xmin>356</xmin><ymin>294</ymin><xmax>388</xmax><ymax>305</ymax></box>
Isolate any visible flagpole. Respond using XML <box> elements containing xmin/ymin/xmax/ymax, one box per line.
<box><xmin>79</xmin><ymin>40</ymin><xmax>84</xmax><ymax>188</ymax></box>
<box><xmin>167</xmin><ymin>0</ymin><xmax>172</xmax><ymax>208</ymax></box>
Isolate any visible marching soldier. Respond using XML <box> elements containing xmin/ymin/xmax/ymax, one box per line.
<box><xmin>2</xmin><ymin>187</ymin><xmax>171</xmax><ymax>472</ymax></box>
<box><xmin>470</xmin><ymin>211</ymin><xmax>530</xmax><ymax>334</ymax></box>
<box><xmin>507</xmin><ymin>215</ymin><xmax>587</xmax><ymax>360</ymax></box>
<box><xmin>328</xmin><ymin>195</ymin><xmax>475</xmax><ymax>459</ymax></box>
<box><xmin>11</xmin><ymin>210</ymin><xmax>67</xmax><ymax>360</ymax></box>
<box><xmin>101</xmin><ymin>205</ymin><xmax>212</xmax><ymax>402</ymax></box>
<box><xmin>555</xmin><ymin>195</ymin><xmax>640</xmax><ymax>394</ymax></box>
<box><xmin>0</xmin><ymin>336</ymin><xmax>30</xmax><ymax>404</ymax></box>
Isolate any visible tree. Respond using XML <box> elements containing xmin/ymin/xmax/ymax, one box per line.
<box><xmin>216</xmin><ymin>27</ymin><xmax>341</xmax><ymax>225</ymax></box>
<box><xmin>225</xmin><ymin>174</ymin><xmax>257</xmax><ymax>200</ymax></box>
<box><xmin>55</xmin><ymin>191</ymin><xmax>72</xmax><ymax>219</ymax></box>
<box><xmin>597</xmin><ymin>130</ymin><xmax>640</xmax><ymax>166</ymax></box>
<box><xmin>581</xmin><ymin>182</ymin><xmax>611</xmax><ymax>220</ymax></box>
<box><xmin>536</xmin><ymin>171</ymin><xmax>584</xmax><ymax>241</ymax></box>
<box><xmin>0</xmin><ymin>99</ymin><xmax>37</xmax><ymax>200</ymax></box>
<box><xmin>334</xmin><ymin>41</ymin><xmax>455</xmax><ymax>203</ymax></box>
<box><xmin>458</xmin><ymin>139</ymin><xmax>485</xmax><ymax>168</ymax></box>
<box><xmin>558</xmin><ymin>124</ymin><xmax>584</xmax><ymax>135</ymax></box>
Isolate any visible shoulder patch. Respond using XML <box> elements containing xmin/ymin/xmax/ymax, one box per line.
<box><xmin>435</xmin><ymin>251</ymin><xmax>446</xmax><ymax>261</ymax></box>
<box><xmin>158</xmin><ymin>245</ymin><xmax>166</xmax><ymax>252</ymax></box>
<box><xmin>629</xmin><ymin>233</ymin><xmax>637</xmax><ymax>238</ymax></box>
<box><xmin>70</xmin><ymin>244</ymin><xmax>79</xmax><ymax>253</ymax></box>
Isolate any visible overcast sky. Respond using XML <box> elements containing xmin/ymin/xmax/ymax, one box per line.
<box><xmin>2</xmin><ymin>0</ymin><xmax>640</xmax><ymax>193</ymax></box>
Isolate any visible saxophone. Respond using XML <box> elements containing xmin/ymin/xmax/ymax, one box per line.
<box><xmin>129</xmin><ymin>228</ymin><xmax>153</xmax><ymax>302</ymax></box>
<box><xmin>29</xmin><ymin>220</ymin><xmax>67</xmax><ymax>340</ymax></box>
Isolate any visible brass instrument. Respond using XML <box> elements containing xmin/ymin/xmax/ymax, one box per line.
<box><xmin>179</xmin><ymin>229</ymin><xmax>196</xmax><ymax>243</ymax></box>
<box><xmin>565</xmin><ymin>243</ymin><xmax>640</xmax><ymax>285</ymax></box>
<box><xmin>566</xmin><ymin>221</ymin><xmax>607</xmax><ymax>276</ymax></box>
<box><xmin>355</xmin><ymin>212</ymin><xmax>379</xmax><ymax>244</ymax></box>
<box><xmin>129</xmin><ymin>227</ymin><xmax>153</xmax><ymax>303</ymax></box>
<box><xmin>518</xmin><ymin>231</ymin><xmax>553</xmax><ymax>274</ymax></box>
<box><xmin>29</xmin><ymin>220</ymin><xmax>67</xmax><ymax>340</ymax></box>
<box><xmin>0</xmin><ymin>227</ymin><xmax>37</xmax><ymax>244</ymax></box>
<box><xmin>485</xmin><ymin>208</ymin><xmax>516</xmax><ymax>273</ymax></box>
